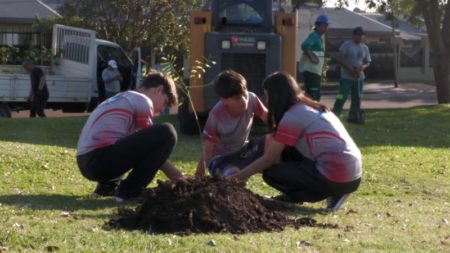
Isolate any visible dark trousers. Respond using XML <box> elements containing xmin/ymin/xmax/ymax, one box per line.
<box><xmin>30</xmin><ymin>95</ymin><xmax>48</xmax><ymax>118</ymax></box>
<box><xmin>77</xmin><ymin>123</ymin><xmax>177</xmax><ymax>198</ymax></box>
<box><xmin>303</xmin><ymin>71</ymin><xmax>322</xmax><ymax>101</ymax></box>
<box><xmin>262</xmin><ymin>148</ymin><xmax>361</xmax><ymax>203</ymax></box>
<box><xmin>332</xmin><ymin>78</ymin><xmax>364</xmax><ymax>121</ymax></box>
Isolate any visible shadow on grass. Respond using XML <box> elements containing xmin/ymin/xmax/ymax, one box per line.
<box><xmin>335</xmin><ymin>105</ymin><xmax>450</xmax><ymax>148</ymax></box>
<box><xmin>0</xmin><ymin>194</ymin><xmax>118</xmax><ymax>211</ymax></box>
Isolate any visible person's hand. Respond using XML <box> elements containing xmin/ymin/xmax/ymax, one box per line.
<box><xmin>309</xmin><ymin>54</ymin><xmax>319</xmax><ymax>64</ymax></box>
<box><xmin>352</xmin><ymin>67</ymin><xmax>361</xmax><ymax>79</ymax></box>
<box><xmin>318</xmin><ymin>103</ymin><xmax>330</xmax><ymax>112</ymax></box>
<box><xmin>195</xmin><ymin>168</ymin><xmax>205</xmax><ymax>178</ymax></box>
<box><xmin>28</xmin><ymin>94</ymin><xmax>34</xmax><ymax>103</ymax></box>
<box><xmin>229</xmin><ymin>172</ymin><xmax>249</xmax><ymax>184</ymax></box>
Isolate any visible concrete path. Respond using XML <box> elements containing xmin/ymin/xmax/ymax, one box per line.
<box><xmin>10</xmin><ymin>82</ymin><xmax>438</xmax><ymax>118</ymax></box>
<box><xmin>320</xmin><ymin>82</ymin><xmax>437</xmax><ymax>109</ymax></box>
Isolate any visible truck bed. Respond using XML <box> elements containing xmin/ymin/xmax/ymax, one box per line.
<box><xmin>0</xmin><ymin>69</ymin><xmax>92</xmax><ymax>103</ymax></box>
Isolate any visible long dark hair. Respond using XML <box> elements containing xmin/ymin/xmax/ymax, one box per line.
<box><xmin>263</xmin><ymin>72</ymin><xmax>328</xmax><ymax>131</ymax></box>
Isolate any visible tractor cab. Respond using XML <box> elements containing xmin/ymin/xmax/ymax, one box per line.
<box><xmin>212</xmin><ymin>0</ymin><xmax>273</xmax><ymax>32</ymax></box>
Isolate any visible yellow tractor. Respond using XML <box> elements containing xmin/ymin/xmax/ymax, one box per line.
<box><xmin>179</xmin><ymin>0</ymin><xmax>298</xmax><ymax>134</ymax></box>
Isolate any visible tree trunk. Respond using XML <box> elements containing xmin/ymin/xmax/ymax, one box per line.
<box><xmin>433</xmin><ymin>54</ymin><xmax>450</xmax><ymax>103</ymax></box>
<box><xmin>419</xmin><ymin>0</ymin><xmax>450</xmax><ymax>104</ymax></box>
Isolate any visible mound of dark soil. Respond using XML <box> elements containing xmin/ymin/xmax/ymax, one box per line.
<box><xmin>108</xmin><ymin>177</ymin><xmax>337</xmax><ymax>234</ymax></box>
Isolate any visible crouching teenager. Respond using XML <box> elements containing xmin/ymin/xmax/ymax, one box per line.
<box><xmin>76</xmin><ymin>72</ymin><xmax>183</xmax><ymax>202</ymax></box>
<box><xmin>195</xmin><ymin>70</ymin><xmax>268</xmax><ymax>178</ymax></box>
<box><xmin>232</xmin><ymin>72</ymin><xmax>362</xmax><ymax>211</ymax></box>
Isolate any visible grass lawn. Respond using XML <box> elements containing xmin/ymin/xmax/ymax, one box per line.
<box><xmin>0</xmin><ymin>106</ymin><xmax>449</xmax><ymax>253</ymax></box>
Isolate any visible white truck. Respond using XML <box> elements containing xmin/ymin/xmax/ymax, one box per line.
<box><xmin>0</xmin><ymin>24</ymin><xmax>141</xmax><ymax>117</ymax></box>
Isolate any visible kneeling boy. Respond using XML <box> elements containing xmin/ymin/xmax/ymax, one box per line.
<box><xmin>195</xmin><ymin>70</ymin><xmax>268</xmax><ymax>177</ymax></box>
<box><xmin>76</xmin><ymin>72</ymin><xmax>183</xmax><ymax>202</ymax></box>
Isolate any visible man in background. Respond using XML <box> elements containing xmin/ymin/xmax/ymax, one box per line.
<box><xmin>23</xmin><ymin>59</ymin><xmax>49</xmax><ymax>118</ymax></box>
<box><xmin>299</xmin><ymin>15</ymin><xmax>330</xmax><ymax>101</ymax></box>
<box><xmin>102</xmin><ymin>60</ymin><xmax>122</xmax><ymax>98</ymax></box>
<box><xmin>333</xmin><ymin>27</ymin><xmax>371</xmax><ymax>124</ymax></box>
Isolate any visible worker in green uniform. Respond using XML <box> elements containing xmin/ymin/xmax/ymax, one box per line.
<box><xmin>332</xmin><ymin>27</ymin><xmax>371</xmax><ymax>124</ymax></box>
<box><xmin>299</xmin><ymin>15</ymin><xmax>330</xmax><ymax>101</ymax></box>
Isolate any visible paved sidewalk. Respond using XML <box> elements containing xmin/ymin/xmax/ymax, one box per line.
<box><xmin>320</xmin><ymin>82</ymin><xmax>437</xmax><ymax>109</ymax></box>
<box><xmin>11</xmin><ymin>82</ymin><xmax>438</xmax><ymax>118</ymax></box>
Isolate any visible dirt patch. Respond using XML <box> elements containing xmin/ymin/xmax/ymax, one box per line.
<box><xmin>107</xmin><ymin>177</ymin><xmax>337</xmax><ymax>235</ymax></box>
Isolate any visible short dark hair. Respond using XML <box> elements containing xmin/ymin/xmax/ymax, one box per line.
<box><xmin>141</xmin><ymin>72</ymin><xmax>178</xmax><ymax>107</ymax></box>
<box><xmin>353</xmin><ymin>27</ymin><xmax>365</xmax><ymax>35</ymax></box>
<box><xmin>214</xmin><ymin>70</ymin><xmax>247</xmax><ymax>98</ymax></box>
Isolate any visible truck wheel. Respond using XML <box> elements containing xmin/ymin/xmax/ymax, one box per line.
<box><xmin>87</xmin><ymin>98</ymin><xmax>100</xmax><ymax>112</ymax></box>
<box><xmin>0</xmin><ymin>104</ymin><xmax>12</xmax><ymax>118</ymax></box>
<box><xmin>178</xmin><ymin>100</ymin><xmax>201</xmax><ymax>135</ymax></box>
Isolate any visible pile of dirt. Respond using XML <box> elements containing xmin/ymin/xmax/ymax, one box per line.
<box><xmin>108</xmin><ymin>177</ymin><xmax>337</xmax><ymax>234</ymax></box>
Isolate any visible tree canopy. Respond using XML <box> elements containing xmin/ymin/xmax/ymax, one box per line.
<box><xmin>59</xmin><ymin>0</ymin><xmax>204</xmax><ymax>55</ymax></box>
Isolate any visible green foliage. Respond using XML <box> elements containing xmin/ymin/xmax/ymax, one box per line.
<box><xmin>60</xmin><ymin>0</ymin><xmax>204</xmax><ymax>55</ymax></box>
<box><xmin>32</xmin><ymin>16</ymin><xmax>93</xmax><ymax>35</ymax></box>
<box><xmin>0</xmin><ymin>106</ymin><xmax>449</xmax><ymax>252</ymax></box>
<box><xmin>0</xmin><ymin>46</ymin><xmax>19</xmax><ymax>65</ymax></box>
<box><xmin>23</xmin><ymin>46</ymin><xmax>52</xmax><ymax>66</ymax></box>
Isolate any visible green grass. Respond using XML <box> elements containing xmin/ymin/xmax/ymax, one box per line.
<box><xmin>0</xmin><ymin>106</ymin><xmax>449</xmax><ymax>253</ymax></box>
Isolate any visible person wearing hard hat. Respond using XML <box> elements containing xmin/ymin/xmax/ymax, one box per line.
<box><xmin>299</xmin><ymin>14</ymin><xmax>330</xmax><ymax>102</ymax></box>
<box><xmin>102</xmin><ymin>60</ymin><xmax>123</xmax><ymax>98</ymax></box>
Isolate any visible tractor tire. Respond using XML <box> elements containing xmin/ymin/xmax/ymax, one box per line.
<box><xmin>0</xmin><ymin>104</ymin><xmax>11</xmax><ymax>118</ymax></box>
<box><xmin>178</xmin><ymin>100</ymin><xmax>201</xmax><ymax>135</ymax></box>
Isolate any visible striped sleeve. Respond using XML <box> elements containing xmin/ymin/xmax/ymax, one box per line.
<box><xmin>135</xmin><ymin>97</ymin><xmax>154</xmax><ymax>129</ymax></box>
<box><xmin>273</xmin><ymin>111</ymin><xmax>303</xmax><ymax>147</ymax></box>
<box><xmin>202</xmin><ymin>113</ymin><xmax>220</xmax><ymax>143</ymax></box>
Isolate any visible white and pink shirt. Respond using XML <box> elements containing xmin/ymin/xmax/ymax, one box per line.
<box><xmin>203</xmin><ymin>92</ymin><xmax>266</xmax><ymax>156</ymax></box>
<box><xmin>77</xmin><ymin>91</ymin><xmax>154</xmax><ymax>155</ymax></box>
<box><xmin>273</xmin><ymin>103</ymin><xmax>362</xmax><ymax>183</ymax></box>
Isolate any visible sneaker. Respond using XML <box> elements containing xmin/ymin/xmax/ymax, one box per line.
<box><xmin>113</xmin><ymin>189</ymin><xmax>149</xmax><ymax>204</ymax></box>
<box><xmin>326</xmin><ymin>194</ymin><xmax>350</xmax><ymax>212</ymax></box>
<box><xmin>92</xmin><ymin>181</ymin><xmax>120</xmax><ymax>198</ymax></box>
<box><xmin>271</xmin><ymin>194</ymin><xmax>303</xmax><ymax>204</ymax></box>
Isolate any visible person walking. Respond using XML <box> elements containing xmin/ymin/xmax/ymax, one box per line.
<box><xmin>333</xmin><ymin>27</ymin><xmax>371</xmax><ymax>124</ymax></box>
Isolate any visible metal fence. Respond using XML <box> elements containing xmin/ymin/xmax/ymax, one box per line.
<box><xmin>0</xmin><ymin>24</ymin><xmax>52</xmax><ymax>65</ymax></box>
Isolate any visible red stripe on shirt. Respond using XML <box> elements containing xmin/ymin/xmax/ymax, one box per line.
<box><xmin>306</xmin><ymin>131</ymin><xmax>346</xmax><ymax>159</ymax></box>
<box><xmin>89</xmin><ymin>108</ymin><xmax>133</xmax><ymax>129</ymax></box>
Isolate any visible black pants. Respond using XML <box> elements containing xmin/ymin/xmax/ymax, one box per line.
<box><xmin>303</xmin><ymin>71</ymin><xmax>322</xmax><ymax>101</ymax></box>
<box><xmin>76</xmin><ymin>123</ymin><xmax>177</xmax><ymax>198</ymax></box>
<box><xmin>30</xmin><ymin>95</ymin><xmax>48</xmax><ymax>118</ymax></box>
<box><xmin>262</xmin><ymin>148</ymin><xmax>361</xmax><ymax>203</ymax></box>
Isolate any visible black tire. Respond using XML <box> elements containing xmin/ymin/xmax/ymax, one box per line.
<box><xmin>0</xmin><ymin>104</ymin><xmax>11</xmax><ymax>118</ymax></box>
<box><xmin>87</xmin><ymin>98</ymin><xmax>100</xmax><ymax>112</ymax></box>
<box><xmin>61</xmin><ymin>103</ymin><xmax>88</xmax><ymax>113</ymax></box>
<box><xmin>178</xmin><ymin>99</ymin><xmax>201</xmax><ymax>135</ymax></box>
